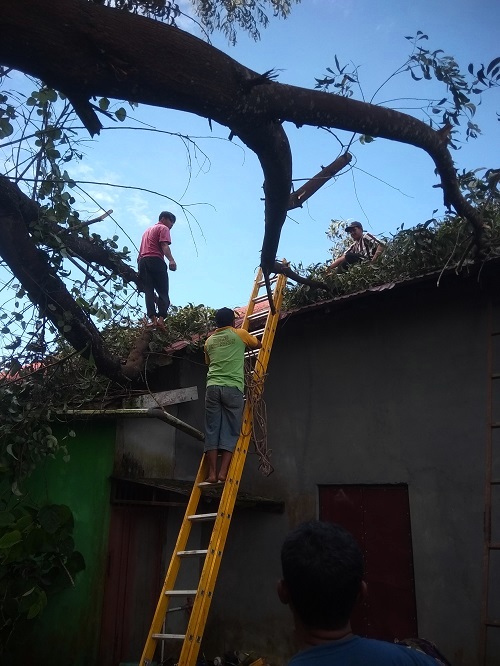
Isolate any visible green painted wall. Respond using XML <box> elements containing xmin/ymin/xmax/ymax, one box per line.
<box><xmin>4</xmin><ymin>421</ymin><xmax>115</xmax><ymax>666</ymax></box>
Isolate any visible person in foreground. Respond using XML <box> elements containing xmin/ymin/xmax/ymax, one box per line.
<box><xmin>203</xmin><ymin>307</ymin><xmax>261</xmax><ymax>483</ymax></box>
<box><xmin>278</xmin><ymin>521</ymin><xmax>442</xmax><ymax>665</ymax></box>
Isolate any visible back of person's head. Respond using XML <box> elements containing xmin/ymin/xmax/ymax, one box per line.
<box><xmin>159</xmin><ymin>211</ymin><xmax>176</xmax><ymax>223</ymax></box>
<box><xmin>280</xmin><ymin>520</ymin><xmax>363</xmax><ymax>630</ymax></box>
<box><xmin>215</xmin><ymin>307</ymin><xmax>235</xmax><ymax>328</ymax></box>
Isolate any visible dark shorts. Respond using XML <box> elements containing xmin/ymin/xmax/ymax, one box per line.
<box><xmin>204</xmin><ymin>385</ymin><xmax>244</xmax><ymax>453</ymax></box>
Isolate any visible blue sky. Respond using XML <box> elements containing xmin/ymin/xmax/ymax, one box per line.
<box><xmin>8</xmin><ymin>0</ymin><xmax>500</xmax><ymax>315</ymax></box>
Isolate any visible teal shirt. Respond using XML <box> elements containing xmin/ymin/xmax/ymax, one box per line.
<box><xmin>205</xmin><ymin>327</ymin><xmax>259</xmax><ymax>393</ymax></box>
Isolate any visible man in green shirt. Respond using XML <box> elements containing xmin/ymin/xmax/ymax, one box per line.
<box><xmin>203</xmin><ymin>308</ymin><xmax>261</xmax><ymax>483</ymax></box>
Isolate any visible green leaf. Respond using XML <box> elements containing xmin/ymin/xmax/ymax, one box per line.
<box><xmin>38</xmin><ymin>506</ymin><xmax>62</xmax><ymax>534</ymax></box>
<box><xmin>98</xmin><ymin>97</ymin><xmax>110</xmax><ymax>111</ymax></box>
<box><xmin>15</xmin><ymin>515</ymin><xmax>34</xmax><ymax>532</ymax></box>
<box><xmin>0</xmin><ymin>511</ymin><xmax>15</xmax><ymax>527</ymax></box>
<box><xmin>27</xmin><ymin>590</ymin><xmax>47</xmax><ymax>619</ymax></box>
<box><xmin>38</xmin><ymin>504</ymin><xmax>73</xmax><ymax>534</ymax></box>
<box><xmin>11</xmin><ymin>481</ymin><xmax>23</xmax><ymax>497</ymax></box>
<box><xmin>114</xmin><ymin>107</ymin><xmax>127</xmax><ymax>122</ymax></box>
<box><xmin>0</xmin><ymin>118</ymin><xmax>14</xmax><ymax>139</ymax></box>
<box><xmin>486</xmin><ymin>57</ymin><xmax>500</xmax><ymax>76</ymax></box>
<box><xmin>6</xmin><ymin>443</ymin><xmax>18</xmax><ymax>460</ymax></box>
<box><xmin>0</xmin><ymin>530</ymin><xmax>22</xmax><ymax>549</ymax></box>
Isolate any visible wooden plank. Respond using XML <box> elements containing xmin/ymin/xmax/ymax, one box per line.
<box><xmin>124</xmin><ymin>386</ymin><xmax>198</xmax><ymax>409</ymax></box>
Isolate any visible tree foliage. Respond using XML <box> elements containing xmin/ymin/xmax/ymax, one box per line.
<box><xmin>315</xmin><ymin>31</ymin><xmax>500</xmax><ymax>147</ymax></box>
<box><xmin>91</xmin><ymin>0</ymin><xmax>298</xmax><ymax>43</ymax></box>
<box><xmin>284</xmin><ymin>171</ymin><xmax>500</xmax><ymax>311</ymax></box>
<box><xmin>0</xmin><ymin>501</ymin><xmax>85</xmax><ymax>651</ymax></box>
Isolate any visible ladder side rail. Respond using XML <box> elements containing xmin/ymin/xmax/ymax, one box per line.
<box><xmin>254</xmin><ymin>274</ymin><xmax>287</xmax><ymax>378</ymax></box>
<box><xmin>142</xmin><ymin>268</ymin><xmax>287</xmax><ymax>666</ymax></box>
<box><xmin>241</xmin><ymin>267</ymin><xmax>264</xmax><ymax>330</ymax></box>
<box><xmin>180</xmin><ymin>404</ymin><xmax>255</xmax><ymax>666</ymax></box>
<box><xmin>140</xmin><ymin>455</ymin><xmax>207</xmax><ymax>666</ymax></box>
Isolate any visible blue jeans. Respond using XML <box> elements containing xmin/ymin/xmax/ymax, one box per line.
<box><xmin>138</xmin><ymin>256</ymin><xmax>170</xmax><ymax>317</ymax></box>
<box><xmin>204</xmin><ymin>385</ymin><xmax>244</xmax><ymax>453</ymax></box>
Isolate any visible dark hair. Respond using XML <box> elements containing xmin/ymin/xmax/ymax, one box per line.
<box><xmin>159</xmin><ymin>211</ymin><xmax>176</xmax><ymax>223</ymax></box>
<box><xmin>215</xmin><ymin>307</ymin><xmax>235</xmax><ymax>328</ymax></box>
<box><xmin>281</xmin><ymin>521</ymin><xmax>363</xmax><ymax>630</ymax></box>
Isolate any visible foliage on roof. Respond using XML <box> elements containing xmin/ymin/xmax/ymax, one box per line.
<box><xmin>284</xmin><ymin>173</ymin><xmax>500</xmax><ymax>311</ymax></box>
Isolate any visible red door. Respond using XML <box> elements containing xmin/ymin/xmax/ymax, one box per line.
<box><xmin>319</xmin><ymin>484</ymin><xmax>417</xmax><ymax>641</ymax></box>
<box><xmin>98</xmin><ymin>505</ymin><xmax>168</xmax><ymax>666</ymax></box>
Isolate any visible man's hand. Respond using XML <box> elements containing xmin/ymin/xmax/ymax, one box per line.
<box><xmin>169</xmin><ymin>261</ymin><xmax>177</xmax><ymax>271</ymax></box>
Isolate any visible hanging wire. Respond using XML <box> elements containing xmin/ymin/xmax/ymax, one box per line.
<box><xmin>243</xmin><ymin>352</ymin><xmax>273</xmax><ymax>476</ymax></box>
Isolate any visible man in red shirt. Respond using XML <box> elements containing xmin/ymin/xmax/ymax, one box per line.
<box><xmin>138</xmin><ymin>211</ymin><xmax>177</xmax><ymax>328</ymax></box>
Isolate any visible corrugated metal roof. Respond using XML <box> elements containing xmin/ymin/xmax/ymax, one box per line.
<box><xmin>166</xmin><ymin>257</ymin><xmax>500</xmax><ymax>353</ymax></box>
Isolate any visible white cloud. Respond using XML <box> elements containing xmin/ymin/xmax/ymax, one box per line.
<box><xmin>126</xmin><ymin>192</ymin><xmax>153</xmax><ymax>228</ymax></box>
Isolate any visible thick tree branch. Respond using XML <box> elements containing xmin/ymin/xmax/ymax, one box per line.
<box><xmin>1</xmin><ymin>176</ymin><xmax>141</xmax><ymax>287</ymax></box>
<box><xmin>0</xmin><ymin>0</ymin><xmax>489</xmax><ymax>384</ymax></box>
<box><xmin>0</xmin><ymin>175</ymin><xmax>129</xmax><ymax>382</ymax></box>
<box><xmin>288</xmin><ymin>153</ymin><xmax>352</xmax><ymax>210</ymax></box>
<box><xmin>1</xmin><ymin>0</ymin><xmax>486</xmax><ymax>266</ymax></box>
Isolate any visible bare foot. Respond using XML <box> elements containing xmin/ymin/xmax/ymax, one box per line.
<box><xmin>203</xmin><ymin>476</ymin><xmax>217</xmax><ymax>484</ymax></box>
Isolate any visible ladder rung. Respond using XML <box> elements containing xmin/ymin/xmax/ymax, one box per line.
<box><xmin>188</xmin><ymin>513</ymin><xmax>218</xmax><ymax>521</ymax></box>
<box><xmin>488</xmin><ymin>543</ymin><xmax>500</xmax><ymax>550</ymax></box>
<box><xmin>153</xmin><ymin>633</ymin><xmax>186</xmax><ymax>640</ymax></box>
<box><xmin>177</xmin><ymin>549</ymin><xmax>208</xmax><ymax>557</ymax></box>
<box><xmin>247</xmin><ymin>310</ymin><xmax>269</xmax><ymax>321</ymax></box>
<box><xmin>257</xmin><ymin>275</ymin><xmax>278</xmax><ymax>287</ymax></box>
<box><xmin>244</xmin><ymin>349</ymin><xmax>259</xmax><ymax>357</ymax></box>
<box><xmin>252</xmin><ymin>294</ymin><xmax>270</xmax><ymax>304</ymax></box>
<box><xmin>492</xmin><ymin>423</ymin><xmax>500</xmax><ymax>428</ymax></box>
<box><xmin>492</xmin><ymin>373</ymin><xmax>500</xmax><ymax>379</ymax></box>
<box><xmin>165</xmin><ymin>590</ymin><xmax>197</xmax><ymax>596</ymax></box>
<box><xmin>486</xmin><ymin>620</ymin><xmax>500</xmax><ymax>627</ymax></box>
<box><xmin>251</xmin><ymin>328</ymin><xmax>265</xmax><ymax>337</ymax></box>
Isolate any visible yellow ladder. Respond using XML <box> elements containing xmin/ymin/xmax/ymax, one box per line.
<box><xmin>140</xmin><ymin>263</ymin><xmax>288</xmax><ymax>666</ymax></box>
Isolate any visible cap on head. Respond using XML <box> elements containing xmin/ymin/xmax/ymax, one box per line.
<box><xmin>159</xmin><ymin>211</ymin><xmax>176</xmax><ymax>223</ymax></box>
<box><xmin>215</xmin><ymin>307</ymin><xmax>236</xmax><ymax>328</ymax></box>
<box><xmin>345</xmin><ymin>221</ymin><xmax>363</xmax><ymax>232</ymax></box>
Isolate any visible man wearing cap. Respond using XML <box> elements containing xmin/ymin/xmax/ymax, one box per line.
<box><xmin>328</xmin><ymin>221</ymin><xmax>384</xmax><ymax>273</ymax></box>
<box><xmin>203</xmin><ymin>308</ymin><xmax>261</xmax><ymax>483</ymax></box>
<box><xmin>138</xmin><ymin>211</ymin><xmax>177</xmax><ymax>328</ymax></box>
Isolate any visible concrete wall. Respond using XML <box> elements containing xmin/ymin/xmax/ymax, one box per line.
<box><xmin>108</xmin><ymin>279</ymin><xmax>494</xmax><ymax>666</ymax></box>
<box><xmin>198</xmin><ymin>284</ymin><xmax>491</xmax><ymax>666</ymax></box>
